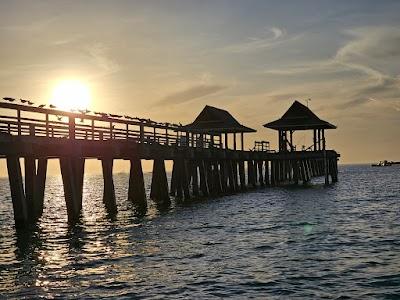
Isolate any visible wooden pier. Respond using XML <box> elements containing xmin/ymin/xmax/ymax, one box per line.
<box><xmin>0</xmin><ymin>99</ymin><xmax>339</xmax><ymax>228</ymax></box>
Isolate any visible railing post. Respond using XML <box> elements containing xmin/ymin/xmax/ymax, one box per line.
<box><xmin>140</xmin><ymin>122</ymin><xmax>144</xmax><ymax>143</ymax></box>
<box><xmin>69</xmin><ymin>116</ymin><xmax>75</xmax><ymax>140</ymax></box>
<box><xmin>17</xmin><ymin>109</ymin><xmax>21</xmax><ymax>136</ymax></box>
<box><xmin>126</xmin><ymin>123</ymin><xmax>129</xmax><ymax>139</ymax></box>
<box><xmin>110</xmin><ymin>122</ymin><xmax>113</xmax><ymax>139</ymax></box>
<box><xmin>29</xmin><ymin>124</ymin><xmax>35</xmax><ymax>136</ymax></box>
<box><xmin>91</xmin><ymin>119</ymin><xmax>95</xmax><ymax>140</ymax></box>
<box><xmin>45</xmin><ymin>113</ymin><xmax>49</xmax><ymax>137</ymax></box>
<box><xmin>165</xmin><ymin>128</ymin><xmax>169</xmax><ymax>145</ymax></box>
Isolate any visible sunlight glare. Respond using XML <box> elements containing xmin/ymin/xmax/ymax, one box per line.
<box><xmin>51</xmin><ymin>80</ymin><xmax>91</xmax><ymax>111</ymax></box>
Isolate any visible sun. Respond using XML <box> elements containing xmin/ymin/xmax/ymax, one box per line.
<box><xmin>51</xmin><ymin>80</ymin><xmax>91</xmax><ymax>111</ymax></box>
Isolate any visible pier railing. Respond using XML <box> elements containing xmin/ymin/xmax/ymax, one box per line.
<box><xmin>0</xmin><ymin>102</ymin><xmax>224</xmax><ymax>149</ymax></box>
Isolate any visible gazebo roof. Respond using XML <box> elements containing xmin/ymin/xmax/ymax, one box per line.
<box><xmin>263</xmin><ymin>100</ymin><xmax>336</xmax><ymax>131</ymax></box>
<box><xmin>182</xmin><ymin>105</ymin><xmax>256</xmax><ymax>134</ymax></box>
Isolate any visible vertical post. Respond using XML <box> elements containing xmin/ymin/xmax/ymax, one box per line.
<box><xmin>69</xmin><ymin>116</ymin><xmax>75</xmax><ymax>140</ymax></box>
<box><xmin>91</xmin><ymin>119</ymin><xmax>95</xmax><ymax>140</ymax></box>
<box><xmin>313</xmin><ymin>129</ymin><xmax>317</xmax><ymax>151</ymax></box>
<box><xmin>199</xmin><ymin>160</ymin><xmax>209</xmax><ymax>196</ymax></box>
<box><xmin>264</xmin><ymin>161</ymin><xmax>270</xmax><ymax>186</ymax></box>
<box><xmin>126</xmin><ymin>123</ymin><xmax>129</xmax><ymax>139</ymax></box>
<box><xmin>290</xmin><ymin>131</ymin><xmax>293</xmax><ymax>151</ymax></box>
<box><xmin>191</xmin><ymin>161</ymin><xmax>199</xmax><ymax>196</ymax></box>
<box><xmin>17</xmin><ymin>109</ymin><xmax>21</xmax><ymax>136</ymax></box>
<box><xmin>233</xmin><ymin>133</ymin><xmax>237</xmax><ymax>150</ymax></box>
<box><xmin>258</xmin><ymin>161</ymin><xmax>264</xmax><ymax>186</ymax></box>
<box><xmin>241</xmin><ymin>132</ymin><xmax>244</xmax><ymax>151</ymax></box>
<box><xmin>224</xmin><ymin>133</ymin><xmax>228</xmax><ymax>149</ymax></box>
<box><xmin>45</xmin><ymin>113</ymin><xmax>49</xmax><ymax>137</ymax></box>
<box><xmin>238</xmin><ymin>160</ymin><xmax>246</xmax><ymax>190</ymax></box>
<box><xmin>165</xmin><ymin>128</ymin><xmax>169</xmax><ymax>145</ymax></box>
<box><xmin>7</xmin><ymin>156</ymin><xmax>29</xmax><ymax>227</ymax></box>
<box><xmin>151</xmin><ymin>159</ymin><xmax>171</xmax><ymax>207</ymax></box>
<box><xmin>128</xmin><ymin>158</ymin><xmax>147</xmax><ymax>210</ymax></box>
<box><xmin>34</xmin><ymin>158</ymin><xmax>48</xmax><ymax>218</ymax></box>
<box><xmin>323</xmin><ymin>130</ymin><xmax>329</xmax><ymax>185</ymax></box>
<box><xmin>60</xmin><ymin>157</ymin><xmax>85</xmax><ymax>223</ymax></box>
<box><xmin>110</xmin><ymin>122</ymin><xmax>113</xmax><ymax>139</ymax></box>
<box><xmin>140</xmin><ymin>122</ymin><xmax>144</xmax><ymax>143</ymax></box>
<box><xmin>102</xmin><ymin>158</ymin><xmax>117</xmax><ymax>215</ymax></box>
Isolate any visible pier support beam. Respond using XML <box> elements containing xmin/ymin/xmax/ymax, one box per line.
<box><xmin>7</xmin><ymin>157</ymin><xmax>29</xmax><ymax>227</ymax></box>
<box><xmin>238</xmin><ymin>160</ymin><xmax>246</xmax><ymax>190</ymax></box>
<box><xmin>60</xmin><ymin>157</ymin><xmax>85</xmax><ymax>223</ymax></box>
<box><xmin>151</xmin><ymin>159</ymin><xmax>171</xmax><ymax>206</ymax></box>
<box><xmin>128</xmin><ymin>158</ymin><xmax>147</xmax><ymax>210</ymax></box>
<box><xmin>199</xmin><ymin>160</ymin><xmax>209</xmax><ymax>197</ymax></box>
<box><xmin>101</xmin><ymin>158</ymin><xmax>117</xmax><ymax>215</ymax></box>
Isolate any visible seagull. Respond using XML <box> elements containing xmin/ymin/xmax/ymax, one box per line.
<box><xmin>27</xmin><ymin>101</ymin><xmax>34</xmax><ymax>105</ymax></box>
<box><xmin>38</xmin><ymin>104</ymin><xmax>46</xmax><ymax>108</ymax></box>
<box><xmin>20</xmin><ymin>99</ymin><xmax>28</xmax><ymax>103</ymax></box>
<box><xmin>49</xmin><ymin>104</ymin><xmax>57</xmax><ymax>109</ymax></box>
<box><xmin>56</xmin><ymin>115</ymin><xmax>63</xmax><ymax>121</ymax></box>
<box><xmin>3</xmin><ymin>97</ymin><xmax>15</xmax><ymax>102</ymax></box>
<box><xmin>110</xmin><ymin>114</ymin><xmax>122</xmax><ymax>118</ymax></box>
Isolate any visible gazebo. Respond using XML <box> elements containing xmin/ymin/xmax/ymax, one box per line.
<box><xmin>182</xmin><ymin>105</ymin><xmax>256</xmax><ymax>150</ymax></box>
<box><xmin>263</xmin><ymin>100</ymin><xmax>336</xmax><ymax>152</ymax></box>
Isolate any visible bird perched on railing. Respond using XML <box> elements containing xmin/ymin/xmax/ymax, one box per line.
<box><xmin>56</xmin><ymin>115</ymin><xmax>63</xmax><ymax>121</ymax></box>
<box><xmin>110</xmin><ymin>114</ymin><xmax>122</xmax><ymax>118</ymax></box>
<box><xmin>49</xmin><ymin>104</ymin><xmax>57</xmax><ymax>109</ymax></box>
<box><xmin>38</xmin><ymin>104</ymin><xmax>46</xmax><ymax>108</ymax></box>
<box><xmin>3</xmin><ymin>97</ymin><xmax>15</xmax><ymax>102</ymax></box>
<box><xmin>124</xmin><ymin>115</ymin><xmax>134</xmax><ymax>120</ymax></box>
<box><xmin>27</xmin><ymin>101</ymin><xmax>34</xmax><ymax>105</ymax></box>
<box><xmin>20</xmin><ymin>98</ymin><xmax>28</xmax><ymax>103</ymax></box>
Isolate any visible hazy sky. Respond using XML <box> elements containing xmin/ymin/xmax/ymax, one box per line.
<box><xmin>0</xmin><ymin>0</ymin><xmax>399</xmax><ymax>173</ymax></box>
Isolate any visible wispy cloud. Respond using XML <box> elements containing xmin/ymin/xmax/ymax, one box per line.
<box><xmin>157</xmin><ymin>84</ymin><xmax>227</xmax><ymax>106</ymax></box>
<box><xmin>86</xmin><ymin>43</ymin><xmax>120</xmax><ymax>75</ymax></box>
<box><xmin>220</xmin><ymin>26</ymin><xmax>302</xmax><ymax>53</ymax></box>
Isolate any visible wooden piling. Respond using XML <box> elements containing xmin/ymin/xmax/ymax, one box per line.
<box><xmin>199</xmin><ymin>160</ymin><xmax>209</xmax><ymax>196</ymax></box>
<box><xmin>150</xmin><ymin>159</ymin><xmax>171</xmax><ymax>206</ymax></box>
<box><xmin>101</xmin><ymin>158</ymin><xmax>117</xmax><ymax>215</ymax></box>
<box><xmin>128</xmin><ymin>158</ymin><xmax>147</xmax><ymax>209</ymax></box>
<box><xmin>6</xmin><ymin>156</ymin><xmax>29</xmax><ymax>227</ymax></box>
<box><xmin>60</xmin><ymin>157</ymin><xmax>85</xmax><ymax>223</ymax></box>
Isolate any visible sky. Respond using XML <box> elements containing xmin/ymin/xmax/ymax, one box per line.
<box><xmin>0</xmin><ymin>0</ymin><xmax>400</xmax><ymax>175</ymax></box>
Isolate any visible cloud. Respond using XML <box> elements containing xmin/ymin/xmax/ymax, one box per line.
<box><xmin>157</xmin><ymin>84</ymin><xmax>226</xmax><ymax>106</ymax></box>
<box><xmin>220</xmin><ymin>26</ymin><xmax>301</xmax><ymax>53</ymax></box>
<box><xmin>86</xmin><ymin>43</ymin><xmax>120</xmax><ymax>74</ymax></box>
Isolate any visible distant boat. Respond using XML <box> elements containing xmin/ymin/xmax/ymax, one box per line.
<box><xmin>371</xmin><ymin>160</ymin><xmax>396</xmax><ymax>167</ymax></box>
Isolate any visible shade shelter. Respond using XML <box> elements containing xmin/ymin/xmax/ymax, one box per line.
<box><xmin>263</xmin><ymin>100</ymin><xmax>336</xmax><ymax>152</ymax></box>
<box><xmin>182</xmin><ymin>105</ymin><xmax>256</xmax><ymax>150</ymax></box>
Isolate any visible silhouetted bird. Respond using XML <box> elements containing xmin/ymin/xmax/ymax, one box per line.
<box><xmin>3</xmin><ymin>97</ymin><xmax>15</xmax><ymax>102</ymax></box>
<box><xmin>27</xmin><ymin>101</ymin><xmax>34</xmax><ymax>105</ymax></box>
<box><xmin>49</xmin><ymin>104</ymin><xmax>57</xmax><ymax>109</ymax></box>
<box><xmin>38</xmin><ymin>104</ymin><xmax>46</xmax><ymax>108</ymax></box>
<box><xmin>94</xmin><ymin>111</ymin><xmax>102</xmax><ymax>115</ymax></box>
<box><xmin>56</xmin><ymin>116</ymin><xmax>62</xmax><ymax>121</ymax></box>
<box><xmin>110</xmin><ymin>114</ymin><xmax>122</xmax><ymax>118</ymax></box>
<box><xmin>20</xmin><ymin>99</ymin><xmax>28</xmax><ymax>103</ymax></box>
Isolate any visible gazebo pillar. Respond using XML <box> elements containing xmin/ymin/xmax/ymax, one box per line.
<box><xmin>224</xmin><ymin>133</ymin><xmax>228</xmax><ymax>149</ymax></box>
<box><xmin>233</xmin><ymin>133</ymin><xmax>237</xmax><ymax>150</ymax></box>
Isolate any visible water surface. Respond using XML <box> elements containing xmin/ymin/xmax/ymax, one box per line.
<box><xmin>0</xmin><ymin>165</ymin><xmax>399</xmax><ymax>299</ymax></box>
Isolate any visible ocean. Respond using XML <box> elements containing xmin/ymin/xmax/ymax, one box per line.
<box><xmin>0</xmin><ymin>164</ymin><xmax>399</xmax><ymax>299</ymax></box>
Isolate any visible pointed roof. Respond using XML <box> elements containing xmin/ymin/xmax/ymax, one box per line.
<box><xmin>182</xmin><ymin>105</ymin><xmax>256</xmax><ymax>134</ymax></box>
<box><xmin>263</xmin><ymin>100</ymin><xmax>336</xmax><ymax>130</ymax></box>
